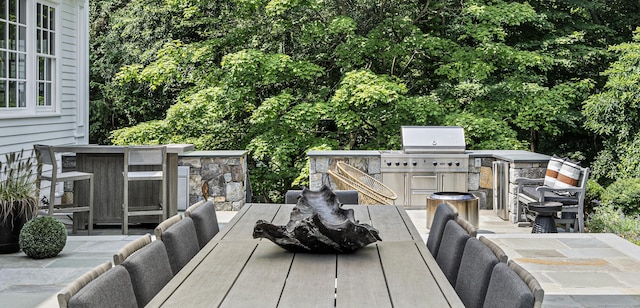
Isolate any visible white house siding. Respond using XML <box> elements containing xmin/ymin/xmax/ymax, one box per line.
<box><xmin>0</xmin><ymin>0</ymin><xmax>89</xmax><ymax>160</ymax></box>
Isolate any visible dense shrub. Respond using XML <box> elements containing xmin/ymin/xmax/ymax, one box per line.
<box><xmin>586</xmin><ymin>202</ymin><xmax>640</xmax><ymax>245</ymax></box>
<box><xmin>600</xmin><ymin>178</ymin><xmax>640</xmax><ymax>215</ymax></box>
<box><xmin>586</xmin><ymin>179</ymin><xmax>605</xmax><ymax>204</ymax></box>
<box><xmin>585</xmin><ymin>179</ymin><xmax>605</xmax><ymax>215</ymax></box>
<box><xmin>19</xmin><ymin>216</ymin><xmax>67</xmax><ymax>259</ymax></box>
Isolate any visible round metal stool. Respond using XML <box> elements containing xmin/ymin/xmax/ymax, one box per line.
<box><xmin>527</xmin><ymin>202</ymin><xmax>563</xmax><ymax>233</ymax></box>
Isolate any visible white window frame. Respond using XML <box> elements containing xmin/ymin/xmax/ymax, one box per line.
<box><xmin>0</xmin><ymin>0</ymin><xmax>58</xmax><ymax>118</ymax></box>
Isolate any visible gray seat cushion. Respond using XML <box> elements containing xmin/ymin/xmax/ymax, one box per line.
<box><xmin>162</xmin><ymin>216</ymin><xmax>200</xmax><ymax>275</ymax></box>
<box><xmin>121</xmin><ymin>240</ymin><xmax>173</xmax><ymax>307</ymax></box>
<box><xmin>189</xmin><ymin>201</ymin><xmax>220</xmax><ymax>248</ymax></box>
<box><xmin>483</xmin><ymin>263</ymin><xmax>535</xmax><ymax>308</ymax></box>
<box><xmin>521</xmin><ymin>186</ymin><xmax>578</xmax><ymax>205</ymax></box>
<box><xmin>436</xmin><ymin>219</ymin><xmax>470</xmax><ymax>286</ymax></box>
<box><xmin>68</xmin><ymin>265</ymin><xmax>137</xmax><ymax>308</ymax></box>
<box><xmin>455</xmin><ymin>237</ymin><xmax>499</xmax><ymax>308</ymax></box>
<box><xmin>426</xmin><ymin>203</ymin><xmax>457</xmax><ymax>257</ymax></box>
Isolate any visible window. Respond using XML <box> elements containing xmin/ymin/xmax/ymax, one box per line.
<box><xmin>0</xmin><ymin>0</ymin><xmax>27</xmax><ymax>109</ymax></box>
<box><xmin>0</xmin><ymin>0</ymin><xmax>56</xmax><ymax>113</ymax></box>
<box><xmin>36</xmin><ymin>2</ymin><xmax>54</xmax><ymax>107</ymax></box>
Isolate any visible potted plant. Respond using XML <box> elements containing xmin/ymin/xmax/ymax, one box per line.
<box><xmin>0</xmin><ymin>149</ymin><xmax>40</xmax><ymax>254</ymax></box>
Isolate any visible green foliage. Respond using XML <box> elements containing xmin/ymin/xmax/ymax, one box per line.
<box><xmin>91</xmin><ymin>0</ymin><xmax>640</xmax><ymax>201</ymax></box>
<box><xmin>586</xmin><ymin>202</ymin><xmax>640</xmax><ymax>245</ymax></box>
<box><xmin>0</xmin><ymin>150</ymin><xmax>39</xmax><ymax>226</ymax></box>
<box><xmin>584</xmin><ymin>28</ymin><xmax>640</xmax><ymax>182</ymax></box>
<box><xmin>586</xmin><ymin>179</ymin><xmax>605</xmax><ymax>205</ymax></box>
<box><xmin>19</xmin><ymin>216</ymin><xmax>67</xmax><ymax>259</ymax></box>
<box><xmin>600</xmin><ymin>178</ymin><xmax>640</xmax><ymax>216</ymax></box>
<box><xmin>328</xmin><ymin>70</ymin><xmax>407</xmax><ymax>149</ymax></box>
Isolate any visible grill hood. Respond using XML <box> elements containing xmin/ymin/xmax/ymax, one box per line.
<box><xmin>401</xmin><ymin>126</ymin><xmax>466</xmax><ymax>154</ymax></box>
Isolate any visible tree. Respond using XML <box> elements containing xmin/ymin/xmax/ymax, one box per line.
<box><xmin>95</xmin><ymin>0</ymin><xmax>640</xmax><ymax>201</ymax></box>
<box><xmin>584</xmin><ymin>28</ymin><xmax>640</xmax><ymax>183</ymax></box>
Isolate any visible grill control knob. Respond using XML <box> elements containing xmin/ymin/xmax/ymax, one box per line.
<box><xmin>403</xmin><ymin>161</ymin><xmax>408</xmax><ymax>166</ymax></box>
<box><xmin>432</xmin><ymin>161</ymin><xmax>438</xmax><ymax>166</ymax></box>
<box><xmin>447</xmin><ymin>161</ymin><xmax>453</xmax><ymax>166</ymax></box>
<box><xmin>455</xmin><ymin>161</ymin><xmax>460</xmax><ymax>166</ymax></box>
<box><xmin>395</xmin><ymin>162</ymin><xmax>400</xmax><ymax>166</ymax></box>
<box><xmin>386</xmin><ymin>161</ymin><xmax>392</xmax><ymax>166</ymax></box>
<box><xmin>412</xmin><ymin>161</ymin><xmax>417</xmax><ymax>166</ymax></box>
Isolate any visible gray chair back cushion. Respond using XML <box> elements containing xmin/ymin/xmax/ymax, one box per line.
<box><xmin>455</xmin><ymin>237</ymin><xmax>499</xmax><ymax>308</ymax></box>
<box><xmin>162</xmin><ymin>216</ymin><xmax>200</xmax><ymax>275</ymax></box>
<box><xmin>286</xmin><ymin>189</ymin><xmax>359</xmax><ymax>204</ymax></box>
<box><xmin>68</xmin><ymin>266</ymin><xmax>137</xmax><ymax>308</ymax></box>
<box><xmin>435</xmin><ymin>219</ymin><xmax>470</xmax><ymax>286</ymax></box>
<box><xmin>334</xmin><ymin>190</ymin><xmax>359</xmax><ymax>204</ymax></box>
<box><xmin>189</xmin><ymin>201</ymin><xmax>220</xmax><ymax>248</ymax></box>
<box><xmin>483</xmin><ymin>262</ymin><xmax>535</xmax><ymax>308</ymax></box>
<box><xmin>285</xmin><ymin>190</ymin><xmax>302</xmax><ymax>204</ymax></box>
<box><xmin>426</xmin><ymin>202</ymin><xmax>457</xmax><ymax>257</ymax></box>
<box><xmin>121</xmin><ymin>240</ymin><xmax>173</xmax><ymax>307</ymax></box>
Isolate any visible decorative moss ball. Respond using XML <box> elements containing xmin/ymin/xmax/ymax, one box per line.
<box><xmin>19</xmin><ymin>216</ymin><xmax>67</xmax><ymax>259</ymax></box>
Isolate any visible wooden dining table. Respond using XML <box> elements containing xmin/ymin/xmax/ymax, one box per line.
<box><xmin>147</xmin><ymin>203</ymin><xmax>464</xmax><ymax>307</ymax></box>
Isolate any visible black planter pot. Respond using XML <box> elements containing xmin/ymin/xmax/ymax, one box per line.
<box><xmin>0</xmin><ymin>208</ymin><xmax>28</xmax><ymax>254</ymax></box>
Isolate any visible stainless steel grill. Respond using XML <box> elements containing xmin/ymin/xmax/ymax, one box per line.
<box><xmin>381</xmin><ymin>126</ymin><xmax>470</xmax><ymax>207</ymax></box>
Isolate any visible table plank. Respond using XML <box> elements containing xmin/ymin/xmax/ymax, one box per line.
<box><xmin>220</xmin><ymin>243</ymin><xmax>294</xmax><ymax>307</ymax></box>
<box><xmin>147</xmin><ymin>241</ymin><xmax>220</xmax><ymax>307</ymax></box>
<box><xmin>344</xmin><ymin>205</ymin><xmax>372</xmax><ymax>226</ymax></box>
<box><xmin>272</xmin><ymin>204</ymin><xmax>294</xmax><ymax>225</ymax></box>
<box><xmin>413</xmin><ymin>242</ymin><xmax>465</xmax><ymax>307</ymax></box>
<box><xmin>395</xmin><ymin>205</ymin><xmax>426</xmax><ymax>241</ymax></box>
<box><xmin>159</xmin><ymin>241</ymin><xmax>257</xmax><ymax>307</ymax></box>
<box><xmin>278</xmin><ymin>253</ymin><xmax>337</xmax><ymax>307</ymax></box>
<box><xmin>368</xmin><ymin>206</ymin><xmax>415</xmax><ymax>241</ymax></box>
<box><xmin>378</xmin><ymin>241</ymin><xmax>460</xmax><ymax>307</ymax></box>
<box><xmin>219</xmin><ymin>203</ymin><xmax>281</xmax><ymax>241</ymax></box>
<box><xmin>336</xmin><ymin>245</ymin><xmax>392</xmax><ymax>307</ymax></box>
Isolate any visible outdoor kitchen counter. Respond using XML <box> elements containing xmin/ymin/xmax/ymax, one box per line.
<box><xmin>53</xmin><ymin>144</ymin><xmax>194</xmax><ymax>225</ymax></box>
<box><xmin>467</xmin><ymin>150</ymin><xmax>550</xmax><ymax>163</ymax></box>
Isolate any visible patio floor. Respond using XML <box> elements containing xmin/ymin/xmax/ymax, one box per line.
<box><xmin>0</xmin><ymin>209</ymin><xmax>635</xmax><ymax>308</ymax></box>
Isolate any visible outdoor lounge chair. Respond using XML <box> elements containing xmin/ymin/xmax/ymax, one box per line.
<box><xmin>516</xmin><ymin>156</ymin><xmax>590</xmax><ymax>232</ymax></box>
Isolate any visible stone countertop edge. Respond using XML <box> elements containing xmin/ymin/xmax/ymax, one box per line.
<box><xmin>466</xmin><ymin>150</ymin><xmax>550</xmax><ymax>163</ymax></box>
<box><xmin>180</xmin><ymin>150</ymin><xmax>248</xmax><ymax>157</ymax></box>
<box><xmin>307</xmin><ymin>150</ymin><xmax>382</xmax><ymax>156</ymax></box>
<box><xmin>307</xmin><ymin>149</ymin><xmax>550</xmax><ymax>163</ymax></box>
<box><xmin>54</xmin><ymin>144</ymin><xmax>194</xmax><ymax>154</ymax></box>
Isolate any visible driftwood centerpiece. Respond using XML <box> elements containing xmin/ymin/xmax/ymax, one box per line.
<box><xmin>253</xmin><ymin>185</ymin><xmax>381</xmax><ymax>253</ymax></box>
